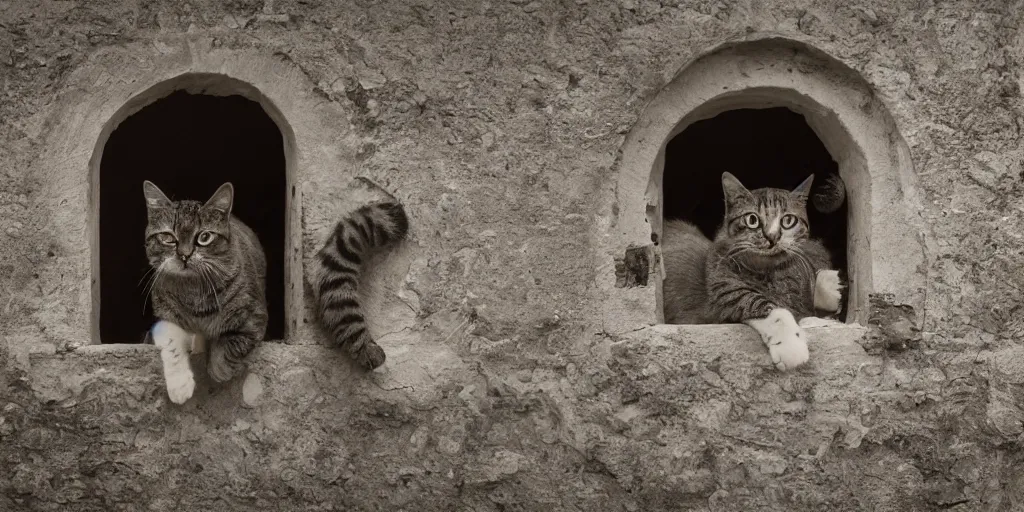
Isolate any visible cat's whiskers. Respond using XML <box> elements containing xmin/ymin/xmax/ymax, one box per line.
<box><xmin>208</xmin><ymin>265</ymin><xmax>222</xmax><ymax>310</ymax></box>
<box><xmin>721</xmin><ymin>244</ymin><xmax>760</xmax><ymax>272</ymax></box>
<box><xmin>141</xmin><ymin>259</ymin><xmax>166</xmax><ymax>297</ymax></box>
<box><xmin>788</xmin><ymin>246</ymin><xmax>818</xmax><ymax>277</ymax></box>
<box><xmin>137</xmin><ymin>265</ymin><xmax>158</xmax><ymax>288</ymax></box>
<box><xmin>208</xmin><ymin>260</ymin><xmax>230</xmax><ymax>281</ymax></box>
<box><xmin>198</xmin><ymin>262</ymin><xmax>220</xmax><ymax>310</ymax></box>
<box><xmin>141</xmin><ymin>259</ymin><xmax>169</xmax><ymax>314</ymax></box>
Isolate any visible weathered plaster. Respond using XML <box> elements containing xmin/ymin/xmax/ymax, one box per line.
<box><xmin>2</xmin><ymin>0</ymin><xmax>1023</xmax><ymax>510</ymax></box>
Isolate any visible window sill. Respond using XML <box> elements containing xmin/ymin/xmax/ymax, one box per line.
<box><xmin>607</xmin><ymin>322</ymin><xmax>873</xmax><ymax>378</ymax></box>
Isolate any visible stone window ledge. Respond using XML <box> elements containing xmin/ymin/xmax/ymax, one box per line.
<box><xmin>22</xmin><ymin>323</ymin><xmax>875</xmax><ymax>401</ymax></box>
<box><xmin>609</xmin><ymin>323</ymin><xmax>874</xmax><ymax>376</ymax></box>
<box><xmin>9</xmin><ymin>323</ymin><xmax>995</xmax><ymax>510</ymax></box>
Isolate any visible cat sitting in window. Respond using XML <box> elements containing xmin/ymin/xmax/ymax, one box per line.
<box><xmin>142</xmin><ymin>181</ymin><xmax>407</xmax><ymax>404</ymax></box>
<box><xmin>661</xmin><ymin>172</ymin><xmax>843</xmax><ymax>371</ymax></box>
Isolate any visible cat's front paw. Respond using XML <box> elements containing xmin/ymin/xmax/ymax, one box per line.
<box><xmin>750</xmin><ymin>308</ymin><xmax>809</xmax><ymax>372</ymax></box>
<box><xmin>208</xmin><ymin>344</ymin><xmax>243</xmax><ymax>383</ymax></box>
<box><xmin>814</xmin><ymin>269</ymin><xmax>843</xmax><ymax>313</ymax></box>
<box><xmin>166</xmin><ymin>369</ymin><xmax>195</xmax><ymax>404</ymax></box>
<box><xmin>769</xmin><ymin>338</ymin><xmax>809</xmax><ymax>372</ymax></box>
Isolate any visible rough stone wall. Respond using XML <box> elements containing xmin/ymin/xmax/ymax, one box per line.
<box><xmin>2</xmin><ymin>0</ymin><xmax>1024</xmax><ymax>510</ymax></box>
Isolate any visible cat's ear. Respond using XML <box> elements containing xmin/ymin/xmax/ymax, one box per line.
<box><xmin>721</xmin><ymin>172</ymin><xmax>753</xmax><ymax>208</ymax></box>
<box><xmin>791</xmin><ymin>174</ymin><xmax>815</xmax><ymax>203</ymax></box>
<box><xmin>142</xmin><ymin>180</ymin><xmax>173</xmax><ymax>209</ymax></box>
<box><xmin>204</xmin><ymin>182</ymin><xmax>234</xmax><ymax>215</ymax></box>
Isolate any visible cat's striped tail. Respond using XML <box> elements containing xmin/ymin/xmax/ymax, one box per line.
<box><xmin>311</xmin><ymin>201</ymin><xmax>409</xmax><ymax>370</ymax></box>
<box><xmin>811</xmin><ymin>172</ymin><xmax>846</xmax><ymax>214</ymax></box>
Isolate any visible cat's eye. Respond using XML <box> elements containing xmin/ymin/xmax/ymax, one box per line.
<box><xmin>196</xmin><ymin>231</ymin><xmax>217</xmax><ymax>246</ymax></box>
<box><xmin>743</xmin><ymin>213</ymin><xmax>760</xmax><ymax>229</ymax></box>
<box><xmin>781</xmin><ymin>214</ymin><xmax>798</xmax><ymax>229</ymax></box>
<box><xmin>155</xmin><ymin>233</ymin><xmax>176</xmax><ymax>245</ymax></box>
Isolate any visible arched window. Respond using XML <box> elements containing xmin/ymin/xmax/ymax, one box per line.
<box><xmin>90</xmin><ymin>74</ymin><xmax>297</xmax><ymax>343</ymax></box>
<box><xmin>663</xmin><ymin>106</ymin><xmax>848</xmax><ymax>319</ymax></box>
<box><xmin>599</xmin><ymin>38</ymin><xmax>929</xmax><ymax>330</ymax></box>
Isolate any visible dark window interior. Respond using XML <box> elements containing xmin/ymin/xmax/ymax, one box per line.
<box><xmin>100</xmin><ymin>91</ymin><xmax>285</xmax><ymax>343</ymax></box>
<box><xmin>662</xmin><ymin>107</ymin><xmax>848</xmax><ymax>318</ymax></box>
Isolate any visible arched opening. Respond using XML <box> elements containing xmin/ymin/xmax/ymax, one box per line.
<box><xmin>662</xmin><ymin>106</ymin><xmax>848</xmax><ymax>320</ymax></box>
<box><xmin>98</xmin><ymin>90</ymin><xmax>286</xmax><ymax>343</ymax></box>
<box><xmin>599</xmin><ymin>38</ymin><xmax>929</xmax><ymax>333</ymax></box>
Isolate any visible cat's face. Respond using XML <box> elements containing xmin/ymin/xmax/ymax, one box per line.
<box><xmin>717</xmin><ymin>172</ymin><xmax>813</xmax><ymax>270</ymax></box>
<box><xmin>143</xmin><ymin>181</ymin><xmax>234</xmax><ymax>277</ymax></box>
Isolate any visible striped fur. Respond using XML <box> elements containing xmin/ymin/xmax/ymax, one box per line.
<box><xmin>143</xmin><ymin>181</ymin><xmax>267</xmax><ymax>395</ymax></box>
<box><xmin>811</xmin><ymin>171</ymin><xmax>846</xmax><ymax>214</ymax></box>
<box><xmin>310</xmin><ymin>201</ymin><xmax>409</xmax><ymax>370</ymax></box>
<box><xmin>663</xmin><ymin>172</ymin><xmax>834</xmax><ymax>324</ymax></box>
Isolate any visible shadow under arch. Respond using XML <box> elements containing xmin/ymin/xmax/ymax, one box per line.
<box><xmin>88</xmin><ymin>73</ymin><xmax>299</xmax><ymax>343</ymax></box>
<box><xmin>605</xmin><ymin>36</ymin><xmax>927</xmax><ymax>328</ymax></box>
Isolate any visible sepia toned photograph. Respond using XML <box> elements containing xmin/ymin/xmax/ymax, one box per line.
<box><xmin>1</xmin><ymin>0</ymin><xmax>1022</xmax><ymax>510</ymax></box>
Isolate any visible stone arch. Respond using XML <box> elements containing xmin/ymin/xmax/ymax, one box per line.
<box><xmin>90</xmin><ymin>73</ymin><xmax>294</xmax><ymax>343</ymax></box>
<box><xmin>600</xmin><ymin>36</ymin><xmax>929</xmax><ymax>330</ymax></box>
<box><xmin>30</xmin><ymin>41</ymin><xmax>366</xmax><ymax>347</ymax></box>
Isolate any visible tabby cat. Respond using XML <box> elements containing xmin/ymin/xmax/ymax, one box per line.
<box><xmin>662</xmin><ymin>172</ymin><xmax>843</xmax><ymax>371</ymax></box>
<box><xmin>143</xmin><ymin>181</ymin><xmax>408</xmax><ymax>404</ymax></box>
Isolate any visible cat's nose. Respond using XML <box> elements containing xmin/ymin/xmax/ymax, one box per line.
<box><xmin>764</xmin><ymin>229</ymin><xmax>781</xmax><ymax>245</ymax></box>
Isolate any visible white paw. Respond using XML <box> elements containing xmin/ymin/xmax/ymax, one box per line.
<box><xmin>165</xmin><ymin>369</ymin><xmax>195</xmax><ymax>404</ymax></box>
<box><xmin>769</xmin><ymin>337</ymin><xmax>809</xmax><ymax>372</ymax></box>
<box><xmin>814</xmin><ymin>269</ymin><xmax>843</xmax><ymax>313</ymax></box>
<box><xmin>151</xmin><ymin>320</ymin><xmax>190</xmax><ymax>349</ymax></box>
<box><xmin>798</xmin><ymin>316</ymin><xmax>843</xmax><ymax>328</ymax></box>
<box><xmin>152</xmin><ymin>320</ymin><xmax>196</xmax><ymax>404</ymax></box>
<box><xmin>748</xmin><ymin>308</ymin><xmax>810</xmax><ymax>372</ymax></box>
